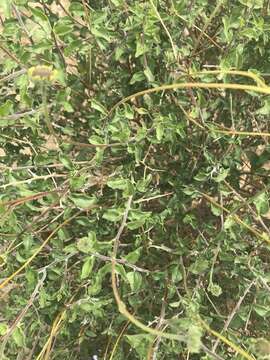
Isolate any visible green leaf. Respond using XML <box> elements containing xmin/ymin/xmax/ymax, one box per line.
<box><xmin>210</xmin><ymin>203</ymin><xmax>223</xmax><ymax>216</ymax></box>
<box><xmin>189</xmin><ymin>259</ymin><xmax>209</xmax><ymax>275</ymax></box>
<box><xmin>70</xmin><ymin>175</ymin><xmax>87</xmax><ymax>190</ymax></box>
<box><xmin>59</xmin><ymin>153</ymin><xmax>73</xmax><ymax>170</ymax></box>
<box><xmin>144</xmin><ymin>66</ymin><xmax>155</xmax><ymax>82</ymax></box>
<box><xmin>213</xmin><ymin>168</ymin><xmax>230</xmax><ymax>183</ymax></box>
<box><xmin>81</xmin><ymin>256</ymin><xmax>95</xmax><ymax>279</ymax></box>
<box><xmin>127</xmin><ymin>219</ymin><xmax>145</xmax><ymax>229</ymax></box>
<box><xmin>102</xmin><ymin>208</ymin><xmax>123</xmax><ymax>222</ymax></box>
<box><xmin>224</xmin><ymin>216</ymin><xmax>235</xmax><ymax>229</ymax></box>
<box><xmin>187</xmin><ymin>325</ymin><xmax>203</xmax><ymax>353</ymax></box>
<box><xmin>107</xmin><ymin>178</ymin><xmax>128</xmax><ymax>190</ymax></box>
<box><xmin>110</xmin><ymin>0</ymin><xmax>124</xmax><ymax>6</ymax></box>
<box><xmin>69</xmin><ymin>194</ymin><xmax>97</xmax><ymax>209</ymax></box>
<box><xmin>0</xmin><ymin>323</ymin><xmax>8</xmax><ymax>336</ymax></box>
<box><xmin>91</xmin><ymin>27</ymin><xmax>111</xmax><ymax>42</ymax></box>
<box><xmin>124</xmin><ymin>247</ymin><xmax>142</xmax><ymax>264</ymax></box>
<box><xmin>136</xmin><ymin>174</ymin><xmax>152</xmax><ymax>192</ymax></box>
<box><xmin>0</xmin><ymin>100</ymin><xmax>13</xmax><ymax>117</ymax></box>
<box><xmin>69</xmin><ymin>2</ymin><xmax>85</xmax><ymax>15</ymax></box>
<box><xmin>77</xmin><ymin>232</ymin><xmax>97</xmax><ymax>253</ymax></box>
<box><xmin>253</xmin><ymin>304</ymin><xmax>269</xmax><ymax>317</ymax></box>
<box><xmin>239</xmin><ymin>0</ymin><xmax>263</xmax><ymax>8</ymax></box>
<box><xmin>125</xmin><ymin>334</ymin><xmax>154</xmax><ymax>359</ymax></box>
<box><xmin>91</xmin><ymin>99</ymin><xmax>108</xmax><ymax>115</ymax></box>
<box><xmin>135</xmin><ymin>38</ymin><xmax>146</xmax><ymax>58</ymax></box>
<box><xmin>130</xmin><ymin>71</ymin><xmax>145</xmax><ymax>84</ymax></box>
<box><xmin>253</xmin><ymin>192</ymin><xmax>269</xmax><ymax>215</ymax></box>
<box><xmin>156</xmin><ymin>123</ymin><xmax>164</xmax><ymax>141</ymax></box>
<box><xmin>29</xmin><ymin>7</ymin><xmax>48</xmax><ymax>22</ymax></box>
<box><xmin>54</xmin><ymin>22</ymin><xmax>73</xmax><ymax>36</ymax></box>
<box><xmin>127</xmin><ymin>271</ymin><xmax>142</xmax><ymax>292</ymax></box>
<box><xmin>107</xmin><ymin>178</ymin><xmax>135</xmax><ymax>196</ymax></box>
<box><xmin>12</xmin><ymin>326</ymin><xmax>25</xmax><ymax>347</ymax></box>
<box><xmin>0</xmin><ymin>1</ymin><xmax>11</xmax><ymax>18</ymax></box>
<box><xmin>88</xmin><ymin>135</ymin><xmax>105</xmax><ymax>145</ymax></box>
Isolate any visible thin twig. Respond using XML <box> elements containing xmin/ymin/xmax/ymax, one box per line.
<box><xmin>149</xmin><ymin>0</ymin><xmax>178</xmax><ymax>61</ymax></box>
<box><xmin>201</xmin><ymin>343</ymin><xmax>225</xmax><ymax>360</ymax></box>
<box><xmin>147</xmin><ymin>285</ymin><xmax>168</xmax><ymax>360</ymax></box>
<box><xmin>12</xmin><ymin>4</ymin><xmax>34</xmax><ymax>45</ymax></box>
<box><xmin>92</xmin><ymin>251</ymin><xmax>149</xmax><ymax>273</ymax></box>
<box><xmin>0</xmin><ymin>173</ymin><xmax>67</xmax><ymax>189</ymax></box>
<box><xmin>0</xmin><ymin>69</ymin><xmax>27</xmax><ymax>83</ymax></box>
<box><xmin>55</xmin><ymin>0</ymin><xmax>86</xmax><ymax>27</ymax></box>
<box><xmin>0</xmin><ymin>44</ymin><xmax>24</xmax><ymax>66</ymax></box>
<box><xmin>212</xmin><ymin>279</ymin><xmax>256</xmax><ymax>352</ymax></box>
<box><xmin>0</xmin><ymin>108</ymin><xmax>40</xmax><ymax>121</ymax></box>
<box><xmin>0</xmin><ymin>270</ymin><xmax>46</xmax><ymax>357</ymax></box>
<box><xmin>134</xmin><ymin>192</ymin><xmax>174</xmax><ymax>204</ymax></box>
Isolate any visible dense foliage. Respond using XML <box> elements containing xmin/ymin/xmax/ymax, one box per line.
<box><xmin>1</xmin><ymin>0</ymin><xmax>270</xmax><ymax>359</ymax></box>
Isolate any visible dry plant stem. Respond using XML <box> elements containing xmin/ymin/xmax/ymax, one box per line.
<box><xmin>109</xmin><ymin>73</ymin><xmax>262</xmax><ymax>359</ymax></box>
<box><xmin>194</xmin><ymin>69</ymin><xmax>266</xmax><ymax>87</ymax></box>
<box><xmin>0</xmin><ymin>69</ymin><xmax>27</xmax><ymax>83</ymax></box>
<box><xmin>91</xmin><ymin>251</ymin><xmax>149</xmax><ymax>273</ymax></box>
<box><xmin>36</xmin><ymin>287</ymin><xmax>83</xmax><ymax>360</ymax></box>
<box><xmin>0</xmin><ymin>43</ymin><xmax>23</xmax><ymax>66</ymax></box>
<box><xmin>2</xmin><ymin>108</ymin><xmax>40</xmax><ymax>121</ymax></box>
<box><xmin>212</xmin><ymin>279</ymin><xmax>256</xmax><ymax>353</ymax></box>
<box><xmin>224</xmin><ymin>180</ymin><xmax>270</xmax><ymax>236</ymax></box>
<box><xmin>191</xmin><ymin>0</ymin><xmax>225</xmax><ymax>55</ymax></box>
<box><xmin>149</xmin><ymin>0</ymin><xmax>178</xmax><ymax>61</ymax></box>
<box><xmin>147</xmin><ymin>285</ymin><xmax>168</xmax><ymax>360</ymax></box>
<box><xmin>55</xmin><ymin>0</ymin><xmax>85</xmax><ymax>27</ymax></box>
<box><xmin>134</xmin><ymin>192</ymin><xmax>174</xmax><ymax>204</ymax></box>
<box><xmin>203</xmin><ymin>289</ymin><xmax>223</xmax><ymax>317</ymax></box>
<box><xmin>0</xmin><ymin>270</ymin><xmax>46</xmax><ymax>358</ymax></box>
<box><xmin>103</xmin><ymin>322</ymin><xmax>113</xmax><ymax>360</ymax></box>
<box><xmin>111</xmin><ymin>196</ymin><xmax>185</xmax><ymax>341</ymax></box>
<box><xmin>223</xmin><ymin>180</ymin><xmax>270</xmax><ymax>228</ymax></box>
<box><xmin>171</xmin><ymin>1</ymin><xmax>222</xmax><ymax>50</ymax></box>
<box><xmin>0</xmin><ymin>160</ymin><xmax>90</xmax><ymax>171</ymax></box>
<box><xmin>0</xmin><ymin>210</ymin><xmax>83</xmax><ymax>290</ymax></box>
<box><xmin>26</xmin><ymin>328</ymin><xmax>41</xmax><ymax>360</ymax></box>
<box><xmin>199</xmin><ymin>319</ymin><xmax>255</xmax><ymax>360</ymax></box>
<box><xmin>12</xmin><ymin>4</ymin><xmax>34</xmax><ymax>45</ymax></box>
<box><xmin>201</xmin><ymin>192</ymin><xmax>270</xmax><ymax>245</ymax></box>
<box><xmin>109</xmin><ymin>80</ymin><xmax>270</xmax><ymax>120</ymax></box>
<box><xmin>0</xmin><ymin>173</ymin><xmax>66</xmax><ymax>190</ymax></box>
<box><xmin>212</xmin><ymin>127</ymin><xmax>270</xmax><ymax>138</ymax></box>
<box><xmin>200</xmin><ymin>344</ymin><xmax>225</xmax><ymax>360</ymax></box>
<box><xmin>108</xmin><ymin>321</ymin><xmax>130</xmax><ymax>360</ymax></box>
<box><xmin>36</xmin><ymin>309</ymin><xmax>66</xmax><ymax>360</ymax></box>
<box><xmin>180</xmin><ymin>255</ymin><xmax>190</xmax><ymax>296</ymax></box>
<box><xmin>2</xmin><ymin>189</ymin><xmax>66</xmax><ymax>208</ymax></box>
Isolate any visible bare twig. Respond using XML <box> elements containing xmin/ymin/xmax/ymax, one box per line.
<box><xmin>0</xmin><ymin>270</ymin><xmax>46</xmax><ymax>357</ymax></box>
<box><xmin>12</xmin><ymin>4</ymin><xmax>34</xmax><ymax>45</ymax></box>
<box><xmin>0</xmin><ymin>108</ymin><xmax>40</xmax><ymax>120</ymax></box>
<box><xmin>0</xmin><ymin>173</ymin><xmax>67</xmax><ymax>190</ymax></box>
<box><xmin>147</xmin><ymin>286</ymin><xmax>168</xmax><ymax>360</ymax></box>
<box><xmin>0</xmin><ymin>44</ymin><xmax>24</xmax><ymax>66</ymax></box>
<box><xmin>55</xmin><ymin>0</ymin><xmax>86</xmax><ymax>27</ymax></box>
<box><xmin>0</xmin><ymin>69</ymin><xmax>27</xmax><ymax>83</ymax></box>
<box><xmin>134</xmin><ymin>192</ymin><xmax>174</xmax><ymax>204</ymax></box>
<box><xmin>212</xmin><ymin>279</ymin><xmax>256</xmax><ymax>352</ymax></box>
<box><xmin>91</xmin><ymin>251</ymin><xmax>149</xmax><ymax>273</ymax></box>
<box><xmin>201</xmin><ymin>343</ymin><xmax>225</xmax><ymax>360</ymax></box>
